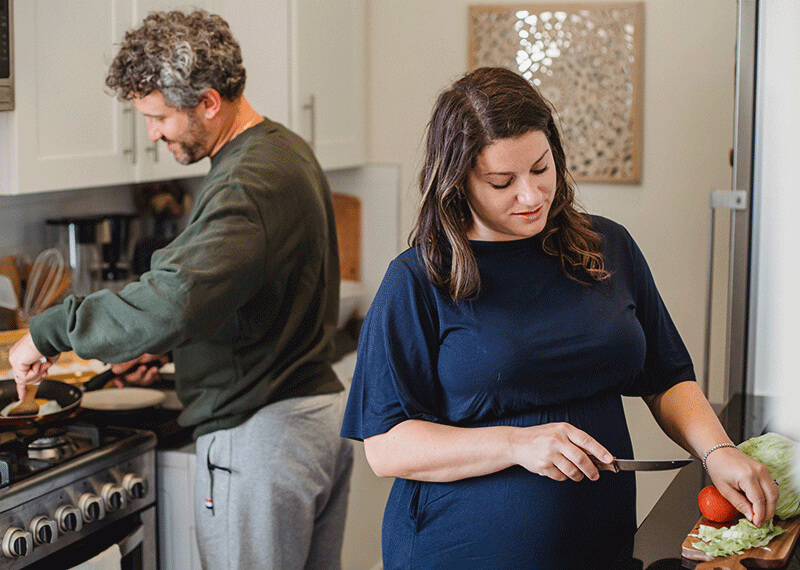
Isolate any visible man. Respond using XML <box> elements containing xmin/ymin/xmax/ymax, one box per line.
<box><xmin>9</xmin><ymin>10</ymin><xmax>353</xmax><ymax>569</ymax></box>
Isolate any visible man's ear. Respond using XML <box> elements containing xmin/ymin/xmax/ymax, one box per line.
<box><xmin>198</xmin><ymin>89</ymin><xmax>223</xmax><ymax>119</ymax></box>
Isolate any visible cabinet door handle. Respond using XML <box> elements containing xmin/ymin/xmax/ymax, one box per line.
<box><xmin>302</xmin><ymin>94</ymin><xmax>316</xmax><ymax>150</ymax></box>
<box><xmin>146</xmin><ymin>141</ymin><xmax>159</xmax><ymax>163</ymax></box>
<box><xmin>123</xmin><ymin>107</ymin><xmax>137</xmax><ymax>165</ymax></box>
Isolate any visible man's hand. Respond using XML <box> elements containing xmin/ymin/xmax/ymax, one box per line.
<box><xmin>8</xmin><ymin>334</ymin><xmax>60</xmax><ymax>400</ymax></box>
<box><xmin>110</xmin><ymin>353</ymin><xmax>170</xmax><ymax>387</ymax></box>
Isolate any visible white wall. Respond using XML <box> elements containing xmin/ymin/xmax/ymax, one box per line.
<box><xmin>751</xmin><ymin>1</ymin><xmax>800</xmax><ymax>441</ymax></box>
<box><xmin>365</xmin><ymin>0</ymin><xmax>738</xmax><ymax>524</ymax></box>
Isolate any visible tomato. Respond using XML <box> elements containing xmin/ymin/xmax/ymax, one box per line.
<box><xmin>697</xmin><ymin>485</ymin><xmax>740</xmax><ymax>523</ymax></box>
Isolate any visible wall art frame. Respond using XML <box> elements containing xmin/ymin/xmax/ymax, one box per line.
<box><xmin>469</xmin><ymin>2</ymin><xmax>644</xmax><ymax>184</ymax></box>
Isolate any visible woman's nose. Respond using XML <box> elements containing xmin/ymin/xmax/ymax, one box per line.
<box><xmin>517</xmin><ymin>178</ymin><xmax>542</xmax><ymax>205</ymax></box>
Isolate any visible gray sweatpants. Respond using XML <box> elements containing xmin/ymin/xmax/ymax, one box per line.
<box><xmin>194</xmin><ymin>392</ymin><xmax>354</xmax><ymax>570</ymax></box>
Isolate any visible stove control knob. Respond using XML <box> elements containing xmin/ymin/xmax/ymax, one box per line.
<box><xmin>123</xmin><ymin>473</ymin><xmax>148</xmax><ymax>500</ymax></box>
<box><xmin>79</xmin><ymin>493</ymin><xmax>106</xmax><ymax>523</ymax></box>
<box><xmin>2</xmin><ymin>527</ymin><xmax>33</xmax><ymax>558</ymax></box>
<box><xmin>55</xmin><ymin>505</ymin><xmax>83</xmax><ymax>533</ymax></box>
<box><xmin>29</xmin><ymin>516</ymin><xmax>57</xmax><ymax>545</ymax></box>
<box><xmin>102</xmin><ymin>482</ymin><xmax>128</xmax><ymax>512</ymax></box>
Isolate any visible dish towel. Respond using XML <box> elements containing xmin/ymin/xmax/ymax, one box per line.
<box><xmin>67</xmin><ymin>544</ymin><xmax>122</xmax><ymax>570</ymax></box>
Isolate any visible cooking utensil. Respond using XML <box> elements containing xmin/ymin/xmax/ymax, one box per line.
<box><xmin>21</xmin><ymin>249</ymin><xmax>66</xmax><ymax>323</ymax></box>
<box><xmin>0</xmin><ymin>256</ymin><xmax>23</xmax><ymax>328</ymax></box>
<box><xmin>5</xmin><ymin>381</ymin><xmax>40</xmax><ymax>416</ymax></box>
<box><xmin>592</xmin><ymin>457</ymin><xmax>693</xmax><ymax>472</ymax></box>
<box><xmin>0</xmin><ymin>256</ymin><xmax>22</xmax><ymax>299</ymax></box>
<box><xmin>0</xmin><ymin>379</ymin><xmax>82</xmax><ymax>429</ymax></box>
<box><xmin>42</xmin><ymin>269</ymin><xmax>71</xmax><ymax>308</ymax></box>
<box><xmin>681</xmin><ymin>515</ymin><xmax>800</xmax><ymax>569</ymax></box>
<box><xmin>0</xmin><ymin>274</ymin><xmax>18</xmax><ymax>311</ymax></box>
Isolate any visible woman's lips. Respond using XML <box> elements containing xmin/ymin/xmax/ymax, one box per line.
<box><xmin>513</xmin><ymin>205</ymin><xmax>544</xmax><ymax>221</ymax></box>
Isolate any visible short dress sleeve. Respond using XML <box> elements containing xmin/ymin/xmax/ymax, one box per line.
<box><xmin>341</xmin><ymin>252</ymin><xmax>443</xmax><ymax>441</ymax></box>
<box><xmin>610</xmin><ymin>220</ymin><xmax>696</xmax><ymax>397</ymax></box>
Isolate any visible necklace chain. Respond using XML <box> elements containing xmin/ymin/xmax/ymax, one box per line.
<box><xmin>237</xmin><ymin>115</ymin><xmax>259</xmax><ymax>137</ymax></box>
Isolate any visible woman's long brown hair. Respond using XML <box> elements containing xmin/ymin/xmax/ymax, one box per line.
<box><xmin>411</xmin><ymin>67</ymin><xmax>609</xmax><ymax>301</ymax></box>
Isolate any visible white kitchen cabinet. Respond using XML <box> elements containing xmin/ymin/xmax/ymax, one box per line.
<box><xmin>157</xmin><ymin>444</ymin><xmax>202</xmax><ymax>570</ymax></box>
<box><xmin>0</xmin><ymin>0</ymin><xmax>364</xmax><ymax>195</ymax></box>
<box><xmin>213</xmin><ymin>0</ymin><xmax>366</xmax><ymax>170</ymax></box>
<box><xmin>2</xmin><ymin>0</ymin><xmax>133</xmax><ymax>194</ymax></box>
<box><xmin>0</xmin><ymin>0</ymin><xmax>208</xmax><ymax>196</ymax></box>
<box><xmin>131</xmin><ymin>0</ymin><xmax>212</xmax><ymax>183</ymax></box>
<box><xmin>291</xmin><ymin>0</ymin><xmax>366</xmax><ymax>169</ymax></box>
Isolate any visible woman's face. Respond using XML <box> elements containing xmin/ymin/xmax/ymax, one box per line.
<box><xmin>464</xmin><ymin>130</ymin><xmax>557</xmax><ymax>241</ymax></box>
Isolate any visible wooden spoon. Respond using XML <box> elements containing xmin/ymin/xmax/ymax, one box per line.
<box><xmin>6</xmin><ymin>382</ymin><xmax>40</xmax><ymax>416</ymax></box>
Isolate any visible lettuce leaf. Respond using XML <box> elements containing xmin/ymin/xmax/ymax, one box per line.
<box><xmin>738</xmin><ymin>432</ymin><xmax>799</xmax><ymax>519</ymax></box>
<box><xmin>691</xmin><ymin>518</ymin><xmax>786</xmax><ymax>557</ymax></box>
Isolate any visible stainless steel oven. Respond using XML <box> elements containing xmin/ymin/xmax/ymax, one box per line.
<box><xmin>0</xmin><ymin>425</ymin><xmax>157</xmax><ymax>569</ymax></box>
<box><xmin>0</xmin><ymin>0</ymin><xmax>12</xmax><ymax>111</ymax></box>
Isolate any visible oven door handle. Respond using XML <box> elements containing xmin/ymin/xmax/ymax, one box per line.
<box><xmin>117</xmin><ymin>523</ymin><xmax>145</xmax><ymax>558</ymax></box>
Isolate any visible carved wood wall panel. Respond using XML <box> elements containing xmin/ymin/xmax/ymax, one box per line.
<box><xmin>469</xmin><ymin>3</ymin><xmax>644</xmax><ymax>184</ymax></box>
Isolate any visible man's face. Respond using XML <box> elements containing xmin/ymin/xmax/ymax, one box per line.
<box><xmin>132</xmin><ymin>91</ymin><xmax>209</xmax><ymax>165</ymax></box>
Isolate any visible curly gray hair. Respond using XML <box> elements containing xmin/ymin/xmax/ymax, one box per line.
<box><xmin>106</xmin><ymin>10</ymin><xmax>246</xmax><ymax>108</ymax></box>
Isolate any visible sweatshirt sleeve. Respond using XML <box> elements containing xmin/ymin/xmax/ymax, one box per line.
<box><xmin>30</xmin><ymin>181</ymin><xmax>268</xmax><ymax>363</ymax></box>
<box><xmin>341</xmin><ymin>253</ymin><xmax>443</xmax><ymax>441</ymax></box>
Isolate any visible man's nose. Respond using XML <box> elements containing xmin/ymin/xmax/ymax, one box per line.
<box><xmin>145</xmin><ymin>120</ymin><xmax>161</xmax><ymax>142</ymax></box>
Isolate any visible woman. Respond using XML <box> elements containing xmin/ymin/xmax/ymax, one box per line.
<box><xmin>341</xmin><ymin>67</ymin><xmax>777</xmax><ymax>569</ymax></box>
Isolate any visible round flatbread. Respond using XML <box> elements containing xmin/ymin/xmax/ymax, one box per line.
<box><xmin>81</xmin><ymin>387</ymin><xmax>165</xmax><ymax>411</ymax></box>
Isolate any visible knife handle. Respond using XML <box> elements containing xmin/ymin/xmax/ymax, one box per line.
<box><xmin>591</xmin><ymin>457</ymin><xmax>619</xmax><ymax>473</ymax></box>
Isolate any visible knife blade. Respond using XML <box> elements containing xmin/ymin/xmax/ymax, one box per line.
<box><xmin>592</xmin><ymin>457</ymin><xmax>693</xmax><ymax>473</ymax></box>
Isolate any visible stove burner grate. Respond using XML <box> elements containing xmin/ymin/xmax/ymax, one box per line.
<box><xmin>0</xmin><ymin>423</ymin><xmax>104</xmax><ymax>487</ymax></box>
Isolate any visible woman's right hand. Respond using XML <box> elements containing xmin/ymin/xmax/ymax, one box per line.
<box><xmin>364</xmin><ymin>419</ymin><xmax>613</xmax><ymax>483</ymax></box>
<box><xmin>511</xmin><ymin>422</ymin><xmax>614</xmax><ymax>482</ymax></box>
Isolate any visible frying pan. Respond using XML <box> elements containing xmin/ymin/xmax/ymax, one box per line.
<box><xmin>0</xmin><ymin>361</ymin><xmax>166</xmax><ymax>429</ymax></box>
<box><xmin>0</xmin><ymin>379</ymin><xmax>82</xmax><ymax>429</ymax></box>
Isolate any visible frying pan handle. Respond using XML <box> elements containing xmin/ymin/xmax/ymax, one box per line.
<box><xmin>82</xmin><ymin>369</ymin><xmax>116</xmax><ymax>392</ymax></box>
<box><xmin>82</xmin><ymin>361</ymin><xmax>162</xmax><ymax>392</ymax></box>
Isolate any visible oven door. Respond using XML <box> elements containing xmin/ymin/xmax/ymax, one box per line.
<box><xmin>25</xmin><ymin>505</ymin><xmax>156</xmax><ymax>570</ymax></box>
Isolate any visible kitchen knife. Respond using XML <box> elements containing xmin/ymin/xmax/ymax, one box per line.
<box><xmin>592</xmin><ymin>457</ymin><xmax>693</xmax><ymax>473</ymax></box>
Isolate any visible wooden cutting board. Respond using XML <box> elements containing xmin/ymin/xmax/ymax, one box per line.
<box><xmin>332</xmin><ymin>193</ymin><xmax>361</xmax><ymax>282</ymax></box>
<box><xmin>681</xmin><ymin>516</ymin><xmax>800</xmax><ymax>569</ymax></box>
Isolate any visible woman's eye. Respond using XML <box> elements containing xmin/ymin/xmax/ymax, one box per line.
<box><xmin>532</xmin><ymin>165</ymin><xmax>549</xmax><ymax>175</ymax></box>
<box><xmin>490</xmin><ymin>179</ymin><xmax>512</xmax><ymax>189</ymax></box>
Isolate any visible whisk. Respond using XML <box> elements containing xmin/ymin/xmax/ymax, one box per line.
<box><xmin>21</xmin><ymin>248</ymin><xmax>66</xmax><ymax>324</ymax></box>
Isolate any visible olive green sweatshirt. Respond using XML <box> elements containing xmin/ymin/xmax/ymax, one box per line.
<box><xmin>31</xmin><ymin>118</ymin><xmax>343</xmax><ymax>438</ymax></box>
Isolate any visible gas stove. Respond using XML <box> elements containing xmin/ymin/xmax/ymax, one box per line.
<box><xmin>0</xmin><ymin>423</ymin><xmax>156</xmax><ymax>569</ymax></box>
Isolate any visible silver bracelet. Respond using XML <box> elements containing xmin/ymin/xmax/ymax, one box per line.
<box><xmin>701</xmin><ymin>443</ymin><xmax>738</xmax><ymax>473</ymax></box>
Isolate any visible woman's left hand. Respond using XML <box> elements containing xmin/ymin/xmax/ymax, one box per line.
<box><xmin>704</xmin><ymin>445</ymin><xmax>779</xmax><ymax>527</ymax></box>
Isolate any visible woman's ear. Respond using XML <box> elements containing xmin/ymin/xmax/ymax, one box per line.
<box><xmin>198</xmin><ymin>89</ymin><xmax>223</xmax><ymax>119</ymax></box>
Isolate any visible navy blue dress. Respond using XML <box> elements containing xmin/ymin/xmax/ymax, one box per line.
<box><xmin>341</xmin><ymin>216</ymin><xmax>695</xmax><ymax>569</ymax></box>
